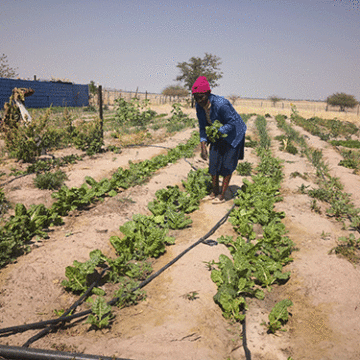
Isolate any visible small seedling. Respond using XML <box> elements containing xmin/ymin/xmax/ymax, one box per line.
<box><xmin>183</xmin><ymin>291</ymin><xmax>199</xmax><ymax>301</ymax></box>
<box><xmin>203</xmin><ymin>260</ymin><xmax>216</xmax><ymax>271</ymax></box>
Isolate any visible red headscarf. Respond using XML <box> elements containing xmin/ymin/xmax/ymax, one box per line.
<box><xmin>191</xmin><ymin>76</ymin><xmax>211</xmax><ymax>94</ymax></box>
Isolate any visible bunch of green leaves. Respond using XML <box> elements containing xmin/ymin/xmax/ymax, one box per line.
<box><xmin>263</xmin><ymin>299</ymin><xmax>293</xmax><ymax>333</ymax></box>
<box><xmin>85</xmin><ymin>296</ymin><xmax>113</xmax><ymax>329</ymax></box>
<box><xmin>0</xmin><ymin>187</ymin><xmax>9</xmax><ymax>215</ymax></box>
<box><xmin>51</xmin><ymin>184</ymin><xmax>95</xmax><ymax>216</ymax></box>
<box><xmin>181</xmin><ymin>168</ymin><xmax>212</xmax><ymax>200</ymax></box>
<box><xmin>148</xmin><ymin>185</ymin><xmax>199</xmax><ymax>216</ymax></box>
<box><xmin>236</xmin><ymin>161</ymin><xmax>252</xmax><ymax>176</ymax></box>
<box><xmin>329</xmin><ymin>234</ymin><xmax>360</xmax><ymax>264</ymax></box>
<box><xmin>338</xmin><ymin>149</ymin><xmax>360</xmax><ymax>171</ymax></box>
<box><xmin>72</xmin><ymin>118</ymin><xmax>104</xmax><ymax>155</ymax></box>
<box><xmin>115</xmin><ymin>279</ymin><xmax>146</xmax><ymax>308</ymax></box>
<box><xmin>33</xmin><ymin>170</ymin><xmax>68</xmax><ymax>190</ymax></box>
<box><xmin>0</xmin><ymin>203</ymin><xmax>63</xmax><ymax>268</ymax></box>
<box><xmin>61</xmin><ymin>249</ymin><xmax>108</xmax><ymax>294</ymax></box>
<box><xmin>205</xmin><ymin>120</ymin><xmax>228</xmax><ymax>143</ymax></box>
<box><xmin>110</xmin><ymin>213</ymin><xmax>175</xmax><ymax>261</ymax></box>
<box><xmin>114</xmin><ymin>98</ymin><xmax>155</xmax><ymax>128</ymax></box>
<box><xmin>2</xmin><ymin>108</ymin><xmax>52</xmax><ymax>162</ymax></box>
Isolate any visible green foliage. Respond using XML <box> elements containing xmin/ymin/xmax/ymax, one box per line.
<box><xmin>115</xmin><ymin>279</ymin><xmax>146</xmax><ymax>308</ymax></box>
<box><xmin>326</xmin><ymin>92</ymin><xmax>358</xmax><ymax>111</ymax></box>
<box><xmin>34</xmin><ymin>170</ymin><xmax>68</xmax><ymax>190</ymax></box>
<box><xmin>0</xmin><ymin>53</ymin><xmax>18</xmax><ymax>78</ymax></box>
<box><xmin>245</xmin><ymin>135</ymin><xmax>258</xmax><ymax>148</ymax></box>
<box><xmin>205</xmin><ymin>120</ymin><xmax>228</xmax><ymax>143</ymax></box>
<box><xmin>85</xmin><ymin>296</ymin><xmax>113</xmax><ymax>329</ymax></box>
<box><xmin>113</xmin><ymin>98</ymin><xmax>155</xmax><ymax>128</ymax></box>
<box><xmin>2</xmin><ymin>109</ymin><xmax>52</xmax><ymax>162</ymax></box>
<box><xmin>338</xmin><ymin>149</ymin><xmax>360</xmax><ymax>171</ymax></box>
<box><xmin>175</xmin><ymin>53</ymin><xmax>223</xmax><ymax>92</ymax></box>
<box><xmin>0</xmin><ymin>203</ymin><xmax>63</xmax><ymax>268</ymax></box>
<box><xmin>331</xmin><ymin>139</ymin><xmax>360</xmax><ymax>149</ymax></box>
<box><xmin>0</xmin><ymin>188</ymin><xmax>10</xmax><ymax>215</ymax></box>
<box><xmin>255</xmin><ymin>116</ymin><xmax>271</xmax><ymax>150</ymax></box>
<box><xmin>162</xmin><ymin>85</ymin><xmax>189</xmax><ymax>98</ymax></box>
<box><xmin>88</xmin><ymin>81</ymin><xmax>98</xmax><ymax>96</ymax></box>
<box><xmin>211</xmin><ymin>130</ymin><xmax>293</xmax><ymax>322</ymax></box>
<box><xmin>61</xmin><ymin>249</ymin><xmax>107</xmax><ymax>293</ymax></box>
<box><xmin>72</xmin><ymin>118</ymin><xmax>104</xmax><ymax>155</ymax></box>
<box><xmin>236</xmin><ymin>162</ymin><xmax>252</xmax><ymax>176</ymax></box>
<box><xmin>269</xmin><ymin>96</ymin><xmax>282</xmax><ymax>106</ymax></box>
<box><xmin>264</xmin><ymin>299</ymin><xmax>293</xmax><ymax>333</ymax></box>
<box><xmin>166</xmin><ymin>103</ymin><xmax>196</xmax><ymax>133</ymax></box>
<box><xmin>330</xmin><ymin>234</ymin><xmax>360</xmax><ymax>264</ymax></box>
<box><xmin>111</xmin><ymin>214</ymin><xmax>175</xmax><ymax>260</ymax></box>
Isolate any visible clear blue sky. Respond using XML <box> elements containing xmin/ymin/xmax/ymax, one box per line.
<box><xmin>1</xmin><ymin>0</ymin><xmax>359</xmax><ymax>100</ymax></box>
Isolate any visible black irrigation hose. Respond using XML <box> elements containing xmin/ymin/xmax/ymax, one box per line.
<box><xmin>242</xmin><ymin>313</ymin><xmax>251</xmax><ymax>360</ymax></box>
<box><xmin>241</xmin><ymin>237</ymin><xmax>252</xmax><ymax>360</ymax></box>
<box><xmin>0</xmin><ymin>344</ymin><xmax>132</xmax><ymax>360</ymax></box>
<box><xmin>0</xmin><ymin>204</ymin><xmax>235</xmax><ymax>337</ymax></box>
<box><xmin>22</xmin><ymin>267</ymin><xmax>110</xmax><ymax>348</ymax></box>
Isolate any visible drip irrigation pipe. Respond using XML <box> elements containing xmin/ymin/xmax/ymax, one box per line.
<box><xmin>241</xmin><ymin>236</ymin><xmax>253</xmax><ymax>360</ymax></box>
<box><xmin>22</xmin><ymin>267</ymin><xmax>110</xmax><ymax>348</ymax></box>
<box><xmin>0</xmin><ymin>344</ymin><xmax>132</xmax><ymax>360</ymax></box>
<box><xmin>0</xmin><ymin>204</ymin><xmax>235</xmax><ymax>337</ymax></box>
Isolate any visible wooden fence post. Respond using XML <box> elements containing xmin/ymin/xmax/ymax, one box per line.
<box><xmin>98</xmin><ymin>85</ymin><xmax>103</xmax><ymax>138</ymax></box>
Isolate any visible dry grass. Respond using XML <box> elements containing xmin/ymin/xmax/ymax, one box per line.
<box><xmin>233</xmin><ymin>98</ymin><xmax>360</xmax><ymax>126</ymax></box>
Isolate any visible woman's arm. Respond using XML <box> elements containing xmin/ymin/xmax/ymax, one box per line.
<box><xmin>217</xmin><ymin>103</ymin><xmax>237</xmax><ymax>135</ymax></box>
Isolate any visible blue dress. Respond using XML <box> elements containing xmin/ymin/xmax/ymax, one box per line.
<box><xmin>195</xmin><ymin>94</ymin><xmax>247</xmax><ymax>176</ymax></box>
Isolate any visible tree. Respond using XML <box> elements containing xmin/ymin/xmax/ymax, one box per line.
<box><xmin>162</xmin><ymin>85</ymin><xmax>189</xmax><ymax>98</ymax></box>
<box><xmin>326</xmin><ymin>92</ymin><xmax>358</xmax><ymax>112</ymax></box>
<box><xmin>0</xmin><ymin>53</ymin><xmax>18</xmax><ymax>78</ymax></box>
<box><xmin>269</xmin><ymin>95</ymin><xmax>282</xmax><ymax>107</ymax></box>
<box><xmin>89</xmin><ymin>80</ymin><xmax>98</xmax><ymax>96</ymax></box>
<box><xmin>175</xmin><ymin>53</ymin><xmax>223</xmax><ymax>92</ymax></box>
<box><xmin>228</xmin><ymin>95</ymin><xmax>240</xmax><ymax>105</ymax></box>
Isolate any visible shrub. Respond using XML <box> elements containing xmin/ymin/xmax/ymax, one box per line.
<box><xmin>34</xmin><ymin>170</ymin><xmax>68</xmax><ymax>190</ymax></box>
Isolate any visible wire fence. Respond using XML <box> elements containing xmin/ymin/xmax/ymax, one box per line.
<box><xmin>93</xmin><ymin>88</ymin><xmax>360</xmax><ymax>118</ymax></box>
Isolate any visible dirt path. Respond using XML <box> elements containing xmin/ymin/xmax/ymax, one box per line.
<box><xmin>1</xmin><ymin>113</ymin><xmax>360</xmax><ymax>360</ymax></box>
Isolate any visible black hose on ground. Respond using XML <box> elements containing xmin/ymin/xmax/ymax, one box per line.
<box><xmin>242</xmin><ymin>310</ymin><xmax>251</xmax><ymax>360</ymax></box>
<box><xmin>0</xmin><ymin>204</ymin><xmax>235</xmax><ymax>337</ymax></box>
<box><xmin>22</xmin><ymin>267</ymin><xmax>110</xmax><ymax>348</ymax></box>
<box><xmin>0</xmin><ymin>344</ymin><xmax>132</xmax><ymax>360</ymax></box>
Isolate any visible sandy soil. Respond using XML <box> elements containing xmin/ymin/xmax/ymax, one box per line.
<box><xmin>0</xmin><ymin>107</ymin><xmax>360</xmax><ymax>360</ymax></box>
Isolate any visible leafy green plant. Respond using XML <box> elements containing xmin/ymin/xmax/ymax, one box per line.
<box><xmin>236</xmin><ymin>161</ymin><xmax>252</xmax><ymax>176</ymax></box>
<box><xmin>183</xmin><ymin>291</ymin><xmax>199</xmax><ymax>301</ymax></box>
<box><xmin>115</xmin><ymin>279</ymin><xmax>146</xmax><ymax>308</ymax></box>
<box><xmin>34</xmin><ymin>170</ymin><xmax>68</xmax><ymax>190</ymax></box>
<box><xmin>2</xmin><ymin>108</ymin><xmax>52</xmax><ymax>162</ymax></box>
<box><xmin>329</xmin><ymin>234</ymin><xmax>360</xmax><ymax>263</ymax></box>
<box><xmin>72</xmin><ymin>118</ymin><xmax>104</xmax><ymax>155</ymax></box>
<box><xmin>61</xmin><ymin>249</ymin><xmax>107</xmax><ymax>294</ymax></box>
<box><xmin>205</xmin><ymin>120</ymin><xmax>228</xmax><ymax>143</ymax></box>
<box><xmin>85</xmin><ymin>296</ymin><xmax>113</xmax><ymax>329</ymax></box>
<box><xmin>263</xmin><ymin>299</ymin><xmax>293</xmax><ymax>333</ymax></box>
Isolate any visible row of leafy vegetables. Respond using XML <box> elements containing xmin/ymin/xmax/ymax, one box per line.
<box><xmin>0</xmin><ymin>131</ymin><xmax>200</xmax><ymax>269</ymax></box>
<box><xmin>210</xmin><ymin>115</ymin><xmax>294</xmax><ymax>333</ymax></box>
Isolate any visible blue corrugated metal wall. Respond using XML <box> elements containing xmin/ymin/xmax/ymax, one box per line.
<box><xmin>0</xmin><ymin>78</ymin><xmax>89</xmax><ymax>109</ymax></box>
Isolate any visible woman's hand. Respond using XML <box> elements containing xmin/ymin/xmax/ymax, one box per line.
<box><xmin>201</xmin><ymin>141</ymin><xmax>208</xmax><ymax>160</ymax></box>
